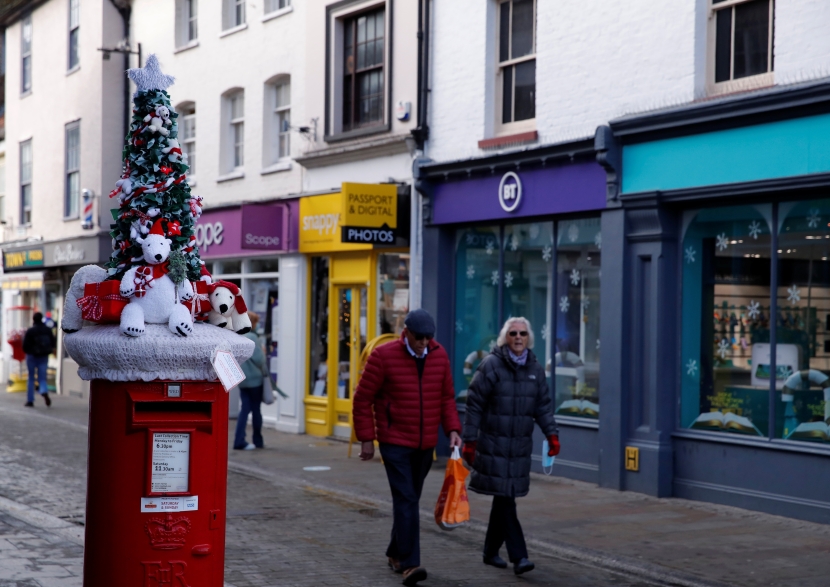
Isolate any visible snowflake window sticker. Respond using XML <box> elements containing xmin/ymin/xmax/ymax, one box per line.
<box><xmin>509</xmin><ymin>234</ymin><xmax>519</xmax><ymax>251</ymax></box>
<box><xmin>542</xmin><ymin>245</ymin><xmax>552</xmax><ymax>262</ymax></box>
<box><xmin>581</xmin><ymin>296</ymin><xmax>590</xmax><ymax>311</ymax></box>
<box><xmin>570</xmin><ymin>269</ymin><xmax>581</xmax><ymax>286</ymax></box>
<box><xmin>596</xmin><ymin>339</ymin><xmax>601</xmax><ymax>350</ymax></box>
<box><xmin>455</xmin><ymin>320</ymin><xmax>464</xmax><ymax>333</ymax></box>
<box><xmin>788</xmin><ymin>285</ymin><xmax>801</xmax><ymax>303</ymax></box>
<box><xmin>504</xmin><ymin>271</ymin><xmax>514</xmax><ymax>288</ymax></box>
<box><xmin>717</xmin><ymin>339</ymin><xmax>730</xmax><ymax>359</ymax></box>
<box><xmin>568</xmin><ymin>223</ymin><xmax>579</xmax><ymax>243</ymax></box>
<box><xmin>748</xmin><ymin>220</ymin><xmax>762</xmax><ymax>240</ymax></box>
<box><xmin>466</xmin><ymin>265</ymin><xmax>475</xmax><ymax>279</ymax></box>
<box><xmin>541</xmin><ymin>324</ymin><xmax>549</xmax><ymax>341</ymax></box>
<box><xmin>465</xmin><ymin>233</ymin><xmax>476</xmax><ymax>246</ymax></box>
<box><xmin>747</xmin><ymin>300</ymin><xmax>760</xmax><ymax>320</ymax></box>
<box><xmin>529</xmin><ymin>224</ymin><xmax>540</xmax><ymax>240</ymax></box>
<box><xmin>485</xmin><ymin>240</ymin><xmax>495</xmax><ymax>255</ymax></box>
<box><xmin>807</xmin><ymin>208</ymin><xmax>821</xmax><ymax>229</ymax></box>
<box><xmin>594</xmin><ymin>231</ymin><xmax>602</xmax><ymax>250</ymax></box>
<box><xmin>686</xmin><ymin>359</ymin><xmax>698</xmax><ymax>377</ymax></box>
<box><xmin>559</xmin><ymin>296</ymin><xmax>570</xmax><ymax>313</ymax></box>
<box><xmin>491</xmin><ymin>270</ymin><xmax>500</xmax><ymax>286</ymax></box>
<box><xmin>684</xmin><ymin>246</ymin><xmax>696</xmax><ymax>264</ymax></box>
<box><xmin>715</xmin><ymin>233</ymin><xmax>729</xmax><ymax>252</ymax></box>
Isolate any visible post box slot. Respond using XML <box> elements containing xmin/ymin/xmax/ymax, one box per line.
<box><xmin>133</xmin><ymin>401</ymin><xmax>212</xmax><ymax>423</ymax></box>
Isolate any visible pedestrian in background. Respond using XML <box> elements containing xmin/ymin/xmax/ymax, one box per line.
<box><xmin>353</xmin><ymin>309</ymin><xmax>462</xmax><ymax>586</ymax></box>
<box><xmin>234</xmin><ymin>311</ymin><xmax>267</xmax><ymax>450</ymax></box>
<box><xmin>22</xmin><ymin>312</ymin><xmax>55</xmax><ymax>408</ymax></box>
<box><xmin>462</xmin><ymin>317</ymin><xmax>560</xmax><ymax>576</ymax></box>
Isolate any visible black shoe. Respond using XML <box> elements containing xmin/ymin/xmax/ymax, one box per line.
<box><xmin>514</xmin><ymin>558</ymin><xmax>535</xmax><ymax>575</ymax></box>
<box><xmin>24</xmin><ymin>402</ymin><xmax>34</xmax><ymax>407</ymax></box>
<box><xmin>483</xmin><ymin>554</ymin><xmax>508</xmax><ymax>569</ymax></box>
<box><xmin>402</xmin><ymin>566</ymin><xmax>427</xmax><ymax>586</ymax></box>
<box><xmin>43</xmin><ymin>394</ymin><xmax>51</xmax><ymax>407</ymax></box>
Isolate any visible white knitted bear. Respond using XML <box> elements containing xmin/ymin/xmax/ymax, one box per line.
<box><xmin>144</xmin><ymin>105</ymin><xmax>171</xmax><ymax>136</ymax></box>
<box><xmin>207</xmin><ymin>281</ymin><xmax>252</xmax><ymax>334</ymax></box>
<box><xmin>119</xmin><ymin>220</ymin><xmax>194</xmax><ymax>337</ymax></box>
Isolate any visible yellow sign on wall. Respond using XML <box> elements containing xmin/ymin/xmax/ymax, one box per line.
<box><xmin>341</xmin><ymin>183</ymin><xmax>397</xmax><ymax>229</ymax></box>
<box><xmin>298</xmin><ymin>193</ymin><xmax>371</xmax><ymax>254</ymax></box>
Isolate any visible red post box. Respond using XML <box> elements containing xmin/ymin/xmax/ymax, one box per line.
<box><xmin>83</xmin><ymin>379</ymin><xmax>229</xmax><ymax>587</ymax></box>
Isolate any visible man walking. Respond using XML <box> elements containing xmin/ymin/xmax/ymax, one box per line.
<box><xmin>22</xmin><ymin>312</ymin><xmax>55</xmax><ymax>407</ymax></box>
<box><xmin>353</xmin><ymin>309</ymin><xmax>462</xmax><ymax>586</ymax></box>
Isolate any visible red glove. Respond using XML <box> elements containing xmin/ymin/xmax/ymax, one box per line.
<box><xmin>547</xmin><ymin>435</ymin><xmax>561</xmax><ymax>457</ymax></box>
<box><xmin>462</xmin><ymin>442</ymin><xmax>477</xmax><ymax>466</ymax></box>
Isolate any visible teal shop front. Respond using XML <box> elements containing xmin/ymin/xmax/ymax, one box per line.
<box><xmin>609</xmin><ymin>80</ymin><xmax>830</xmax><ymax>523</ymax></box>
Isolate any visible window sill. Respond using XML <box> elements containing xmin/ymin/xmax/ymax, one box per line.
<box><xmin>174</xmin><ymin>40</ymin><xmax>200</xmax><ymax>54</ymax></box>
<box><xmin>261</xmin><ymin>161</ymin><xmax>293</xmax><ymax>175</ymax></box>
<box><xmin>708</xmin><ymin>72</ymin><xmax>774</xmax><ymax>98</ymax></box>
<box><xmin>672</xmin><ymin>429</ymin><xmax>830</xmax><ymax>456</ymax></box>
<box><xmin>217</xmin><ymin>170</ymin><xmax>245</xmax><ymax>183</ymax></box>
<box><xmin>66</xmin><ymin>65</ymin><xmax>80</xmax><ymax>77</ymax></box>
<box><xmin>555</xmin><ymin>415</ymin><xmax>599</xmax><ymax>429</ymax></box>
<box><xmin>262</xmin><ymin>5</ymin><xmax>293</xmax><ymax>23</ymax></box>
<box><xmin>63</xmin><ymin>215</ymin><xmax>80</xmax><ymax>222</ymax></box>
<box><xmin>478</xmin><ymin>130</ymin><xmax>538</xmax><ymax>150</ymax></box>
<box><xmin>324</xmin><ymin>123</ymin><xmax>390</xmax><ymax>144</ymax></box>
<box><xmin>220</xmin><ymin>23</ymin><xmax>248</xmax><ymax>38</ymax></box>
<box><xmin>20</xmin><ymin>90</ymin><xmax>32</xmax><ymax>99</ymax></box>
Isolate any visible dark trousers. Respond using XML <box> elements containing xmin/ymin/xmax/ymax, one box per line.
<box><xmin>26</xmin><ymin>355</ymin><xmax>49</xmax><ymax>404</ymax></box>
<box><xmin>234</xmin><ymin>386</ymin><xmax>263</xmax><ymax>449</ymax></box>
<box><xmin>379</xmin><ymin>443</ymin><xmax>434</xmax><ymax>569</ymax></box>
<box><xmin>484</xmin><ymin>496</ymin><xmax>528</xmax><ymax>562</ymax></box>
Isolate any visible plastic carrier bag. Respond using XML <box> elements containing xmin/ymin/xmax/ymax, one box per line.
<box><xmin>434</xmin><ymin>447</ymin><xmax>470</xmax><ymax>530</ymax></box>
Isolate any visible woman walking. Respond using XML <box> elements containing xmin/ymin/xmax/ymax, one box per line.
<box><xmin>234</xmin><ymin>311</ymin><xmax>268</xmax><ymax>450</ymax></box>
<box><xmin>462</xmin><ymin>317</ymin><xmax>560</xmax><ymax>575</ymax></box>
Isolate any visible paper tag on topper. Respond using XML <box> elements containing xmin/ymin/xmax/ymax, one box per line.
<box><xmin>211</xmin><ymin>346</ymin><xmax>246</xmax><ymax>392</ymax></box>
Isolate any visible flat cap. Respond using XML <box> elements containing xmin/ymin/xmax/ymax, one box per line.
<box><xmin>404</xmin><ymin>309</ymin><xmax>435</xmax><ymax>337</ymax></box>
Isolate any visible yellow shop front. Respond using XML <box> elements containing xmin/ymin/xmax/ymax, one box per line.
<box><xmin>300</xmin><ymin>185</ymin><xmax>410</xmax><ymax>439</ymax></box>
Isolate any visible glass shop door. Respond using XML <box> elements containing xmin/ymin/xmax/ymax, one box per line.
<box><xmin>331</xmin><ymin>285</ymin><xmax>368</xmax><ymax>437</ymax></box>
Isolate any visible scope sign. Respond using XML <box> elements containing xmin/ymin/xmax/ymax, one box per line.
<box><xmin>498</xmin><ymin>172</ymin><xmax>522</xmax><ymax>213</ymax></box>
<box><xmin>194</xmin><ymin>222</ymin><xmax>224</xmax><ymax>253</ymax></box>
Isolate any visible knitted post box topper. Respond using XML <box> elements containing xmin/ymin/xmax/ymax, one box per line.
<box><xmin>207</xmin><ymin>280</ymin><xmax>252</xmax><ymax>334</ymax></box>
<box><xmin>119</xmin><ymin>219</ymin><xmax>195</xmax><ymax>337</ymax></box>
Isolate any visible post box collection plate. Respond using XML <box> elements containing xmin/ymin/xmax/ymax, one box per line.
<box><xmin>151</xmin><ymin>432</ymin><xmax>191</xmax><ymax>493</ymax></box>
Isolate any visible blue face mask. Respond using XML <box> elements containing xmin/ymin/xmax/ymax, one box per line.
<box><xmin>541</xmin><ymin>439</ymin><xmax>555</xmax><ymax>474</ymax></box>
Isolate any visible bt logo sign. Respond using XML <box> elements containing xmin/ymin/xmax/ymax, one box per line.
<box><xmin>498</xmin><ymin>172</ymin><xmax>522</xmax><ymax>213</ymax></box>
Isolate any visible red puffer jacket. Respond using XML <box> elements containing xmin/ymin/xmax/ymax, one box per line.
<box><xmin>353</xmin><ymin>335</ymin><xmax>461</xmax><ymax>450</ymax></box>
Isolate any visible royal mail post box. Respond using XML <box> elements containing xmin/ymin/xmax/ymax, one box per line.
<box><xmin>83</xmin><ymin>379</ymin><xmax>229</xmax><ymax>587</ymax></box>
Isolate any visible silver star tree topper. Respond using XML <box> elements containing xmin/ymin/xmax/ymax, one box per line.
<box><xmin>128</xmin><ymin>54</ymin><xmax>175</xmax><ymax>95</ymax></box>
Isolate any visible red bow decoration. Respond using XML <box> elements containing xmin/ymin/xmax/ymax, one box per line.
<box><xmin>76</xmin><ymin>295</ymin><xmax>103</xmax><ymax>321</ymax></box>
<box><xmin>167</xmin><ymin>221</ymin><xmax>182</xmax><ymax>236</ymax></box>
<box><xmin>133</xmin><ymin>261</ymin><xmax>170</xmax><ymax>298</ymax></box>
<box><xmin>159</xmin><ymin>166</ymin><xmax>173</xmax><ymax>175</ymax></box>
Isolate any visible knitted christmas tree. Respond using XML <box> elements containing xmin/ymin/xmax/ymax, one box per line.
<box><xmin>107</xmin><ymin>55</ymin><xmax>203</xmax><ymax>283</ymax></box>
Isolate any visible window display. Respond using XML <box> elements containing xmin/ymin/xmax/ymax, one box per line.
<box><xmin>308</xmin><ymin>257</ymin><xmax>329</xmax><ymax>397</ymax></box>
<box><xmin>680</xmin><ymin>205</ymin><xmax>772</xmax><ymax>436</ymax></box>
<box><xmin>554</xmin><ymin>218</ymin><xmax>601</xmax><ymax>418</ymax></box>
<box><xmin>378</xmin><ymin>253</ymin><xmax>410</xmax><ymax>335</ymax></box>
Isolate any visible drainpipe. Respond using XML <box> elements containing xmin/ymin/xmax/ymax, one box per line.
<box><xmin>411</xmin><ymin>0</ymin><xmax>430</xmax><ymax>149</ymax></box>
<box><xmin>108</xmin><ymin>0</ymin><xmax>132</xmax><ymax>141</ymax></box>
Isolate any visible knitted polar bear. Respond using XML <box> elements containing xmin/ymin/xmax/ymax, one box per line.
<box><xmin>119</xmin><ymin>220</ymin><xmax>194</xmax><ymax>337</ymax></box>
<box><xmin>207</xmin><ymin>280</ymin><xmax>252</xmax><ymax>334</ymax></box>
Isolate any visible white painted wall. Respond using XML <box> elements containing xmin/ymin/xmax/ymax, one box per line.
<box><xmin>131</xmin><ymin>0</ymin><xmax>307</xmax><ymax>209</ymax></box>
<box><xmin>428</xmin><ymin>0</ymin><xmax>830</xmax><ymax>164</ymax></box>
<box><xmin>3</xmin><ymin>0</ymin><xmax>125</xmax><ymax>240</ymax></box>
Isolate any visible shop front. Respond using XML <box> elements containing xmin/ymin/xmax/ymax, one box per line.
<box><xmin>418</xmin><ymin>141</ymin><xmax>611</xmax><ymax>479</ymax></box>
<box><xmin>609</xmin><ymin>81</ymin><xmax>830</xmax><ymax>522</ymax></box>
<box><xmin>1</xmin><ymin>235</ymin><xmax>111</xmax><ymax>397</ymax></box>
<box><xmin>299</xmin><ymin>184</ymin><xmax>411</xmax><ymax>439</ymax></box>
<box><xmin>194</xmin><ymin>200</ymin><xmax>298</xmax><ymax>427</ymax></box>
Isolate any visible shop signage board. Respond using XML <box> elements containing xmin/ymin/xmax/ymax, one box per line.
<box><xmin>431</xmin><ymin>161</ymin><xmax>606</xmax><ymax>225</ymax></box>
<box><xmin>3</xmin><ymin>248</ymin><xmax>44</xmax><ymax>269</ymax></box>
<box><xmin>240</xmin><ymin>204</ymin><xmax>287</xmax><ymax>250</ymax></box>
<box><xmin>44</xmin><ymin>236</ymin><xmax>109</xmax><ymax>267</ymax></box>
<box><xmin>299</xmin><ymin>193</ymin><xmax>371</xmax><ymax>253</ymax></box>
<box><xmin>0</xmin><ymin>272</ymin><xmax>44</xmax><ymax>291</ymax></box>
<box><xmin>194</xmin><ymin>201</ymin><xmax>297</xmax><ymax>258</ymax></box>
<box><xmin>341</xmin><ymin>182</ymin><xmax>398</xmax><ymax>228</ymax></box>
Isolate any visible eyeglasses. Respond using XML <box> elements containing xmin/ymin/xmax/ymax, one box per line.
<box><xmin>413</xmin><ymin>334</ymin><xmax>433</xmax><ymax>342</ymax></box>
<box><xmin>508</xmin><ymin>331</ymin><xmax>528</xmax><ymax>337</ymax></box>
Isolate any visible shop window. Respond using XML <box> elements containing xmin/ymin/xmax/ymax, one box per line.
<box><xmin>776</xmin><ymin>200</ymin><xmax>830</xmax><ymax>444</ymax></box>
<box><xmin>248</xmin><ymin>257</ymin><xmax>279</xmax><ymax>274</ymax></box>
<box><xmin>454</xmin><ymin>226</ymin><xmax>501</xmax><ymax>400</ymax></box>
<box><xmin>68</xmin><ymin>0</ymin><xmax>79</xmax><ymax>70</ymax></box>
<box><xmin>221</xmin><ymin>89</ymin><xmax>244</xmax><ymax>174</ymax></box>
<box><xmin>20</xmin><ymin>139</ymin><xmax>32</xmax><ymax>225</ymax></box>
<box><xmin>309</xmin><ymin>257</ymin><xmax>330</xmax><ymax>397</ymax></box>
<box><xmin>175</xmin><ymin>0</ymin><xmax>198</xmax><ymax>48</ymax></box>
<box><xmin>555</xmin><ymin>218</ymin><xmax>601</xmax><ymax>419</ymax></box>
<box><xmin>378</xmin><ymin>253</ymin><xmax>409</xmax><ymax>335</ymax></box>
<box><xmin>178</xmin><ymin>102</ymin><xmax>196</xmax><ymax>178</ymax></box>
<box><xmin>223</xmin><ymin>0</ymin><xmax>245</xmax><ymax>30</ymax></box>
<box><xmin>214</xmin><ymin>258</ymin><xmax>241</xmax><ymax>275</ymax></box>
<box><xmin>680</xmin><ymin>205</ymin><xmax>772</xmax><ymax>437</ymax></box>
<box><xmin>265</xmin><ymin>0</ymin><xmax>291</xmax><ymax>16</ymax></box>
<box><xmin>497</xmin><ymin>0</ymin><xmax>535</xmax><ymax>131</ymax></box>
<box><xmin>342</xmin><ymin>7</ymin><xmax>385</xmax><ymax>132</ymax></box>
<box><xmin>264</xmin><ymin>75</ymin><xmax>291</xmax><ymax>166</ymax></box>
<box><xmin>710</xmin><ymin>0</ymin><xmax>774</xmax><ymax>94</ymax></box>
<box><xmin>64</xmin><ymin>121</ymin><xmax>80</xmax><ymax>218</ymax></box>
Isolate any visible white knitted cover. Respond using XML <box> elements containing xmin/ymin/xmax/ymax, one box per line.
<box><xmin>63</xmin><ymin>323</ymin><xmax>254</xmax><ymax>382</ymax></box>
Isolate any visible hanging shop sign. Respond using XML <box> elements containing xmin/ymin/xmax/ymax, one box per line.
<box><xmin>431</xmin><ymin>161</ymin><xmax>606</xmax><ymax>225</ymax></box>
<box><xmin>340</xmin><ymin>183</ymin><xmax>399</xmax><ymax>245</ymax></box>
<box><xmin>194</xmin><ymin>201</ymin><xmax>297</xmax><ymax>258</ymax></box>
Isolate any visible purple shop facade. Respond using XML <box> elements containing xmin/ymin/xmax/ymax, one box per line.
<box><xmin>431</xmin><ymin>160</ymin><xmax>607</xmax><ymax>225</ymax></box>
<box><xmin>194</xmin><ymin>199</ymin><xmax>300</xmax><ymax>259</ymax></box>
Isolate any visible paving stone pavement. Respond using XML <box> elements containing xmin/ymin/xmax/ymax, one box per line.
<box><xmin>0</xmin><ymin>392</ymin><xmax>655</xmax><ymax>587</ymax></box>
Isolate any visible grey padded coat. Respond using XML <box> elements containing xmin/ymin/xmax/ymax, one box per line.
<box><xmin>463</xmin><ymin>346</ymin><xmax>558</xmax><ymax>498</ymax></box>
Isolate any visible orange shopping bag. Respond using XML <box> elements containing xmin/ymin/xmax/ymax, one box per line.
<box><xmin>434</xmin><ymin>447</ymin><xmax>470</xmax><ymax>530</ymax></box>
